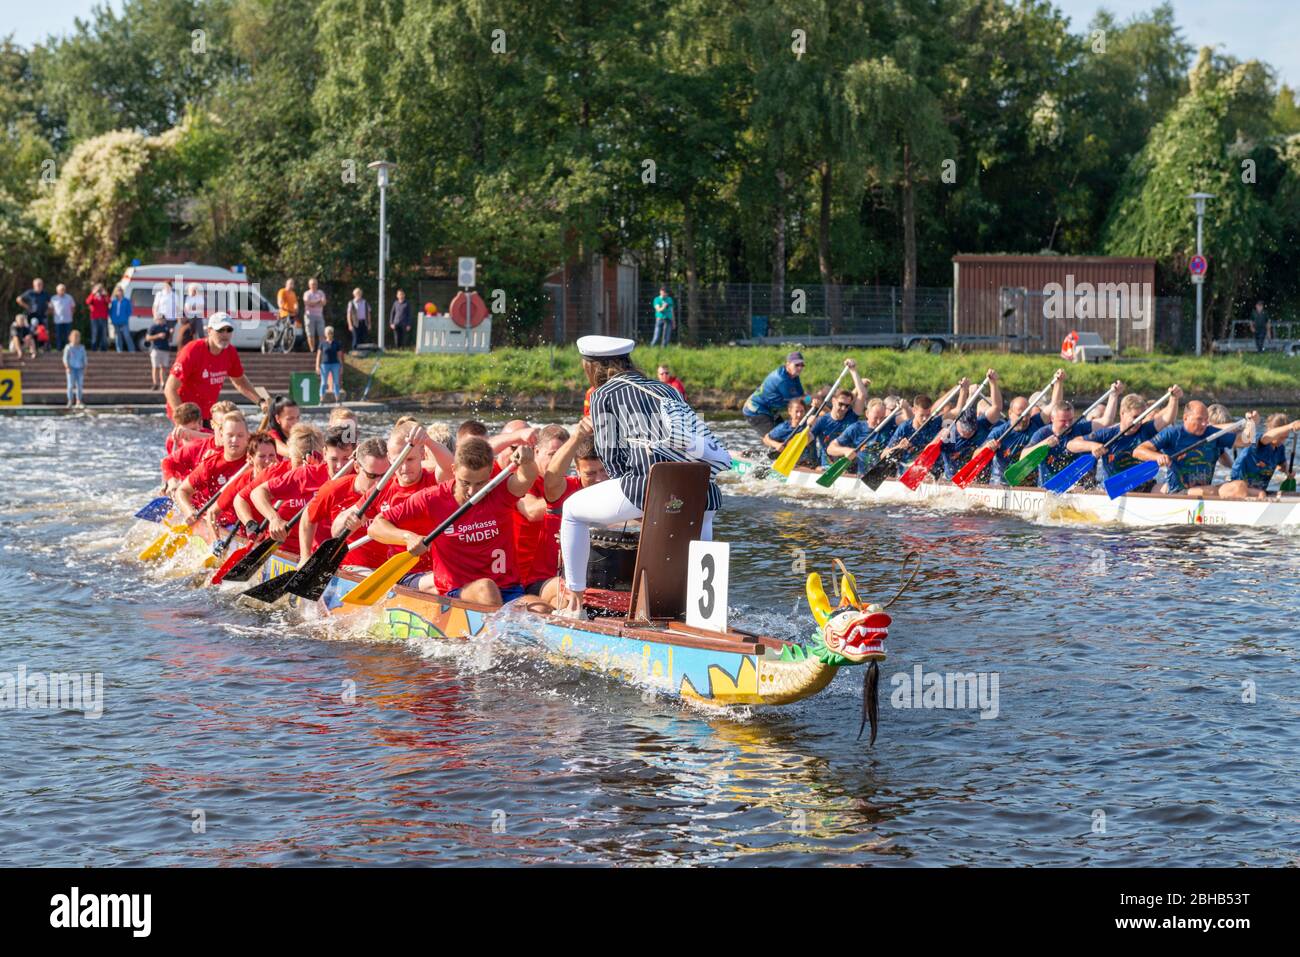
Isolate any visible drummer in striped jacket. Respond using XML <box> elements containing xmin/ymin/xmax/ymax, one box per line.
<box><xmin>557</xmin><ymin>336</ymin><xmax>731</xmax><ymax>619</ymax></box>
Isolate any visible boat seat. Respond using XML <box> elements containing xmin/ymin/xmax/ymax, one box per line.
<box><xmin>626</xmin><ymin>462</ymin><xmax>710</xmax><ymax>623</ymax></box>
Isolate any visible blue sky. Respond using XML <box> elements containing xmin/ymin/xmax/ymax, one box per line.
<box><xmin>6</xmin><ymin>1</ymin><xmax>1298</xmax><ymax>87</ymax></box>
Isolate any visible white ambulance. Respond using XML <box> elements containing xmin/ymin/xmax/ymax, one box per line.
<box><xmin>112</xmin><ymin>262</ymin><xmax>298</xmax><ymax>351</ymax></box>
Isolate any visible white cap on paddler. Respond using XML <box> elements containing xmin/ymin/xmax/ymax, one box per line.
<box><xmin>577</xmin><ymin>335</ymin><xmax>635</xmax><ymax>359</ymax></box>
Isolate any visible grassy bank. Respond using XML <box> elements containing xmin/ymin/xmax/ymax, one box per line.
<box><xmin>344</xmin><ymin>346</ymin><xmax>1300</xmax><ymax>409</ymax></box>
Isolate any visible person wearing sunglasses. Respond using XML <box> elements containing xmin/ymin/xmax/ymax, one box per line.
<box><xmin>300</xmin><ymin>437</ymin><xmax>392</xmax><ymax>554</ymax></box>
<box><xmin>164</xmin><ymin>312</ymin><xmax>266</xmax><ymax>426</ymax></box>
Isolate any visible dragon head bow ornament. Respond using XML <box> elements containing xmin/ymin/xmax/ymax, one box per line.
<box><xmin>805</xmin><ymin>553</ymin><xmax>919</xmax><ymax>745</ymax></box>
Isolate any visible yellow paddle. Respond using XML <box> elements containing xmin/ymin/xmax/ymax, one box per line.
<box><xmin>342</xmin><ymin>463</ymin><xmax>518</xmax><ymax>607</ymax></box>
<box><xmin>138</xmin><ymin>463</ymin><xmax>251</xmax><ymax>561</ymax></box>
<box><xmin>772</xmin><ymin>365</ymin><xmax>850</xmax><ymax>476</ymax></box>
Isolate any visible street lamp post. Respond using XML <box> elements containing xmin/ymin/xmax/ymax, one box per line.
<box><xmin>368</xmin><ymin>161</ymin><xmax>396</xmax><ymax>351</ymax></box>
<box><xmin>1189</xmin><ymin>191</ymin><xmax>1215</xmax><ymax>357</ymax></box>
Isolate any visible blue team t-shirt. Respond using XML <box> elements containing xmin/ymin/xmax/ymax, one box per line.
<box><xmin>766</xmin><ymin>420</ymin><xmax>796</xmax><ymax>444</ymax></box>
<box><xmin>1230</xmin><ymin>440</ymin><xmax>1287</xmax><ymax>490</ymax></box>
<box><xmin>810</xmin><ymin>410</ymin><xmax>859</xmax><ymax>466</ymax></box>
<box><xmin>888</xmin><ymin>416</ymin><xmax>943</xmax><ymax>475</ymax></box>
<box><xmin>1150</xmin><ymin>424</ymin><xmax>1239</xmax><ymax>492</ymax></box>
<box><xmin>1027</xmin><ymin>420</ymin><xmax>1096</xmax><ymax>485</ymax></box>
<box><xmin>836</xmin><ymin>417</ymin><xmax>892</xmax><ymax>472</ymax></box>
<box><xmin>987</xmin><ymin>414</ymin><xmax>1045</xmax><ymax>485</ymax></box>
<box><xmin>1086</xmin><ymin>420</ymin><xmax>1158</xmax><ymax>481</ymax></box>
<box><xmin>940</xmin><ymin>419</ymin><xmax>994</xmax><ymax>479</ymax></box>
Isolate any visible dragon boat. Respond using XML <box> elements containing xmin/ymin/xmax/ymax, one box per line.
<box><xmin>135</xmin><ymin>463</ymin><xmax>913</xmax><ymax>735</ymax></box>
<box><xmin>730</xmin><ymin>454</ymin><xmax>1300</xmax><ymax>529</ymax></box>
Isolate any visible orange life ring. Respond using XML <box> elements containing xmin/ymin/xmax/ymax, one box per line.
<box><xmin>1061</xmin><ymin>330</ymin><xmax>1079</xmax><ymax>361</ymax></box>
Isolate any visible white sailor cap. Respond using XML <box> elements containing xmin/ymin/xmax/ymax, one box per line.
<box><xmin>576</xmin><ymin>335</ymin><xmax>636</xmax><ymax>359</ymax></box>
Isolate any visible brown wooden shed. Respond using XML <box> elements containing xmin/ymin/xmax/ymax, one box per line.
<box><xmin>952</xmin><ymin>254</ymin><xmax>1159</xmax><ymax>353</ymax></box>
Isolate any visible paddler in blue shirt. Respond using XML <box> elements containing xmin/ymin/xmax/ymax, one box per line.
<box><xmin>939</xmin><ymin>369</ymin><xmax>1003</xmax><ymax>479</ymax></box>
<box><xmin>1022</xmin><ymin>396</ymin><xmax>1113</xmax><ymax>486</ymax></box>
<box><xmin>805</xmin><ymin>359</ymin><xmax>868</xmax><ymax>466</ymax></box>
<box><xmin>1133</xmin><ymin>401</ymin><xmax>1257</xmax><ymax>495</ymax></box>
<box><xmin>827</xmin><ymin>398</ymin><xmax>901</xmax><ymax>474</ymax></box>
<box><xmin>761</xmin><ymin>397</ymin><xmax>817</xmax><ymax>467</ymax></box>
<box><xmin>1067</xmin><ymin>386</ymin><xmax>1182</xmax><ymax>491</ymax></box>
<box><xmin>1223</xmin><ymin>413</ymin><xmax>1300</xmax><ymax>499</ymax></box>
<box><xmin>983</xmin><ymin>369</ymin><xmax>1065</xmax><ymax>485</ymax></box>
<box><xmin>744</xmin><ymin>351</ymin><xmax>807</xmax><ymax>438</ymax></box>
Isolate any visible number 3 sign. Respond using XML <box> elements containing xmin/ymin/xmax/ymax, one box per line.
<box><xmin>686</xmin><ymin>541</ymin><xmax>729</xmax><ymax>633</ymax></box>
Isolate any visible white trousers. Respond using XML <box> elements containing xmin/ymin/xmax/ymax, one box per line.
<box><xmin>560</xmin><ymin>480</ymin><xmax>715</xmax><ymax>591</ymax></box>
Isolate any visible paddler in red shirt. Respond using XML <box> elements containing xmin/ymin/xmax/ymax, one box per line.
<box><xmin>334</xmin><ymin>422</ymin><xmax>445</xmax><ymax>569</ymax></box>
<box><xmin>174</xmin><ymin>414</ymin><xmax>252</xmax><ymax>536</ymax></box>
<box><xmin>528</xmin><ymin>422</ymin><xmax>608</xmax><ymax>605</ymax></box>
<box><xmin>161</xmin><ymin>400</ymin><xmax>237</xmax><ymax>493</ymax></box>
<box><xmin>215</xmin><ymin>429</ymin><xmax>282</xmax><ymax>523</ymax></box>
<box><xmin>163</xmin><ymin>313</ymin><xmax>265</xmax><ymax>424</ymax></box>
<box><xmin>514</xmin><ymin>424</ymin><xmax>571</xmax><ymax>585</ymax></box>
<box><xmin>301</xmin><ymin>437</ymin><xmax>391</xmax><ymax>553</ymax></box>
<box><xmin>249</xmin><ymin>424</ymin><xmax>354</xmax><ymax>555</ymax></box>
<box><xmin>368</xmin><ymin>437</ymin><xmax>538</xmax><ymax>606</ymax></box>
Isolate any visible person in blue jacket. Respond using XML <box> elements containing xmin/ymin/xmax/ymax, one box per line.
<box><xmin>744</xmin><ymin>352</ymin><xmax>806</xmax><ymax>437</ymax></box>
<box><xmin>109</xmin><ymin>284</ymin><xmax>136</xmax><ymax>352</ymax></box>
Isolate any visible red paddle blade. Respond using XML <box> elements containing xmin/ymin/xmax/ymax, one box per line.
<box><xmin>210</xmin><ymin>541</ymin><xmax>254</xmax><ymax>585</ymax></box>
<box><xmin>952</xmin><ymin>445</ymin><xmax>995</xmax><ymax>489</ymax></box>
<box><xmin>900</xmin><ymin>439</ymin><xmax>942</xmax><ymax>490</ymax></box>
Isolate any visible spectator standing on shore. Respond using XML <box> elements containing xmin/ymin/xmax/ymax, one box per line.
<box><xmin>317</xmin><ymin>325</ymin><xmax>343</xmax><ymax>403</ymax></box>
<box><xmin>650</xmin><ymin>286</ymin><xmax>676</xmax><ymax>346</ymax></box>
<box><xmin>389</xmin><ymin>289</ymin><xmax>411</xmax><ymax>349</ymax></box>
<box><xmin>1252</xmin><ymin>301</ymin><xmax>1269</xmax><ymax>353</ymax></box>
<box><xmin>50</xmin><ymin>283</ymin><xmax>76</xmax><ymax>350</ymax></box>
<box><xmin>63</xmin><ymin>329</ymin><xmax>87</xmax><ymax>408</ymax></box>
<box><xmin>145</xmin><ymin>314</ymin><xmax>171</xmax><ymax>390</ymax></box>
<box><xmin>109</xmin><ymin>284</ymin><xmax>135</xmax><ymax>351</ymax></box>
<box><xmin>347</xmin><ymin>288</ymin><xmax>369</xmax><ymax>351</ymax></box>
<box><xmin>152</xmin><ymin>281</ymin><xmax>178</xmax><ymax>349</ymax></box>
<box><xmin>179</xmin><ymin>282</ymin><xmax>205</xmax><ymax>347</ymax></box>
<box><xmin>657</xmin><ymin>364</ymin><xmax>687</xmax><ymax>400</ymax></box>
<box><xmin>15</xmin><ymin>278</ymin><xmax>50</xmax><ymax>344</ymax></box>
<box><xmin>86</xmin><ymin>284</ymin><xmax>110</xmax><ymax>351</ymax></box>
<box><xmin>9</xmin><ymin>314</ymin><xmax>35</xmax><ymax>358</ymax></box>
<box><xmin>278</xmin><ymin>277</ymin><xmax>299</xmax><ymax>338</ymax></box>
<box><xmin>303</xmin><ymin>278</ymin><xmax>327</xmax><ymax>352</ymax></box>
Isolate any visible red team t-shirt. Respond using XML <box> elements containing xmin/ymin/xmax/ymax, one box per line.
<box><xmin>513</xmin><ymin>476</ymin><xmax>548</xmax><ymax>583</ymax></box>
<box><xmin>305</xmin><ymin>473</ymin><xmax>366</xmax><ymax>550</ymax></box>
<box><xmin>343</xmin><ymin>469</ymin><xmax>441</xmax><ymax>569</ymax></box>
<box><xmin>216</xmin><ymin>457</ymin><xmax>288</xmax><ymax>515</ymax></box>
<box><xmin>530</xmin><ymin>476</ymin><xmax>583</xmax><ymax>583</ymax></box>
<box><xmin>259</xmin><ymin>461</ymin><xmax>329</xmax><ymax>554</ymax></box>
<box><xmin>169</xmin><ymin>340</ymin><xmax>245</xmax><ymax>421</ymax></box>
<box><xmin>162</xmin><ymin>435</ymin><xmax>218</xmax><ymax>481</ymax></box>
<box><xmin>184</xmin><ymin>451</ymin><xmax>248</xmax><ymax>525</ymax></box>
<box><xmin>383</xmin><ymin>478</ymin><xmax>521</xmax><ymax>593</ymax></box>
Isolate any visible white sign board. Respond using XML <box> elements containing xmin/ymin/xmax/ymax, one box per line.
<box><xmin>458</xmin><ymin>257</ymin><xmax>477</xmax><ymax>288</ymax></box>
<box><xmin>686</xmin><ymin>541</ymin><xmax>729</xmax><ymax>633</ymax></box>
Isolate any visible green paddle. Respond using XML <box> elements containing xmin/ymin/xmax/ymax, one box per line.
<box><xmin>1002</xmin><ymin>384</ymin><xmax>1116</xmax><ymax>487</ymax></box>
<box><xmin>817</xmin><ymin>414</ymin><xmax>897</xmax><ymax>487</ymax></box>
<box><xmin>1281</xmin><ymin>433</ymin><xmax>1297</xmax><ymax>493</ymax></box>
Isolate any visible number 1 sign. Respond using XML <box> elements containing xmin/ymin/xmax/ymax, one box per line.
<box><xmin>686</xmin><ymin>540</ymin><xmax>729</xmax><ymax>633</ymax></box>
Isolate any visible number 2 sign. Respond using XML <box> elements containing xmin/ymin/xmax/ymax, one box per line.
<box><xmin>686</xmin><ymin>540</ymin><xmax>729</xmax><ymax>633</ymax></box>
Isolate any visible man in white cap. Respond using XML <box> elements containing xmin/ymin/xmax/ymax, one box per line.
<box><xmin>164</xmin><ymin>311</ymin><xmax>265</xmax><ymax>426</ymax></box>
<box><xmin>557</xmin><ymin>335</ymin><xmax>731</xmax><ymax>618</ymax></box>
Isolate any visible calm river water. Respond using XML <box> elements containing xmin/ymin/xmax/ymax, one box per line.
<box><xmin>1</xmin><ymin>410</ymin><xmax>1297</xmax><ymax>866</ymax></box>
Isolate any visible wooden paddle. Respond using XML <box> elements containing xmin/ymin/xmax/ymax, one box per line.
<box><xmin>816</xmin><ymin>414</ymin><xmax>897</xmax><ymax>487</ymax></box>
<box><xmin>1043</xmin><ymin>389</ymin><xmax>1173</xmax><ymax>495</ymax></box>
<box><xmin>138</xmin><ymin>462</ymin><xmax>251</xmax><ymax>561</ymax></box>
<box><xmin>859</xmin><ymin>383</ymin><xmax>963</xmax><ymax>491</ymax></box>
<box><xmin>771</xmin><ymin>366</ymin><xmax>850</xmax><ymax>476</ymax></box>
<box><xmin>900</xmin><ymin>376</ymin><xmax>990</xmax><ymax>490</ymax></box>
<box><xmin>342</xmin><ymin>463</ymin><xmax>518</xmax><ymax>607</ymax></box>
<box><xmin>1103</xmin><ymin>420</ymin><xmax>1245</xmax><ymax>500</ymax></box>
<box><xmin>282</xmin><ymin>442</ymin><xmax>418</xmax><ymax>602</ymax></box>
<box><xmin>951</xmin><ymin>379</ymin><xmax>1056</xmax><ymax>489</ymax></box>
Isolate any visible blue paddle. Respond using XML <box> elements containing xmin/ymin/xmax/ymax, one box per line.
<box><xmin>1103</xmin><ymin>420</ymin><xmax>1245</xmax><ymax>499</ymax></box>
<box><xmin>1043</xmin><ymin>389</ymin><xmax>1173</xmax><ymax>495</ymax></box>
<box><xmin>134</xmin><ymin>496</ymin><xmax>173</xmax><ymax>523</ymax></box>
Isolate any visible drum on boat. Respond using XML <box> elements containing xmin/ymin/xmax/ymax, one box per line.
<box><xmin>585</xmin><ymin>526</ymin><xmax>640</xmax><ymax>590</ymax></box>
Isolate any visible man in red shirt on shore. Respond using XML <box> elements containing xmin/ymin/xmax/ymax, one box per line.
<box><xmin>657</xmin><ymin>364</ymin><xmax>687</xmax><ymax>401</ymax></box>
<box><xmin>164</xmin><ymin>312</ymin><xmax>264</xmax><ymax>424</ymax></box>
<box><xmin>368</xmin><ymin>437</ymin><xmax>538</xmax><ymax>607</ymax></box>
